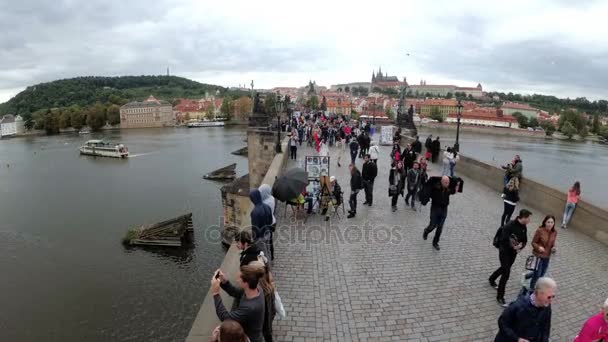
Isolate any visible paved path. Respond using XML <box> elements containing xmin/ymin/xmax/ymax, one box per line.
<box><xmin>270</xmin><ymin>141</ymin><xmax>608</xmax><ymax>342</ymax></box>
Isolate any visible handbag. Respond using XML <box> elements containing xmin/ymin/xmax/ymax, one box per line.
<box><xmin>388</xmin><ymin>184</ymin><xmax>398</xmax><ymax>196</ymax></box>
<box><xmin>525</xmin><ymin>255</ymin><xmax>540</xmax><ymax>271</ymax></box>
<box><xmin>492</xmin><ymin>227</ymin><xmax>503</xmax><ymax>248</ymax></box>
<box><xmin>274</xmin><ymin>290</ymin><xmax>286</xmax><ymax>320</ymax></box>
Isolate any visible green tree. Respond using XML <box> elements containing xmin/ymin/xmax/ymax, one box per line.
<box><xmin>539</xmin><ymin>120</ymin><xmax>556</xmax><ymax>136</ymax></box>
<box><xmin>205</xmin><ymin>104</ymin><xmax>216</xmax><ymax>120</ymax></box>
<box><xmin>528</xmin><ymin>117</ymin><xmax>539</xmax><ymax>128</ymax></box>
<box><xmin>220</xmin><ymin>98</ymin><xmax>234</xmax><ymax>120</ymax></box>
<box><xmin>59</xmin><ymin>110</ymin><xmax>71</xmax><ymax>129</ymax></box>
<box><xmin>320</xmin><ymin>96</ymin><xmax>327</xmax><ymax>111</ymax></box>
<box><xmin>446</xmin><ymin>92</ymin><xmax>453</xmax><ymax>99</ymax></box>
<box><xmin>86</xmin><ymin>104</ymin><xmax>107</xmax><ymax>131</ymax></box>
<box><xmin>558</xmin><ymin>110</ymin><xmax>586</xmax><ymax>132</ymax></box>
<box><xmin>344</xmin><ymin>86</ymin><xmax>350</xmax><ymax>93</ymax></box>
<box><xmin>307</xmin><ymin>95</ymin><xmax>319</xmax><ymax>110</ymax></box>
<box><xmin>512</xmin><ymin>112</ymin><xmax>528</xmax><ymax>128</ymax></box>
<box><xmin>22</xmin><ymin>112</ymin><xmax>35</xmax><ymax>131</ymax></box>
<box><xmin>592</xmin><ymin>114</ymin><xmax>601</xmax><ymax>134</ymax></box>
<box><xmin>43</xmin><ymin>110</ymin><xmax>61</xmax><ymax>135</ymax></box>
<box><xmin>561</xmin><ymin>121</ymin><xmax>576</xmax><ymax>139</ymax></box>
<box><xmin>424</xmin><ymin>92</ymin><xmax>432</xmax><ymax>98</ymax></box>
<box><xmin>385</xmin><ymin>107</ymin><xmax>395</xmax><ymax>120</ymax></box>
<box><xmin>429</xmin><ymin>106</ymin><xmax>444</xmax><ymax>122</ymax></box>
<box><xmin>70</xmin><ymin>110</ymin><xmax>85</xmax><ymax>130</ymax></box>
<box><xmin>350</xmin><ymin>109</ymin><xmax>358</xmax><ymax>119</ymax></box>
<box><xmin>600</xmin><ymin>125</ymin><xmax>608</xmax><ymax>139</ymax></box>
<box><xmin>107</xmin><ymin>104</ymin><xmax>121</xmax><ymax>126</ymax></box>
<box><xmin>337</xmin><ymin>87</ymin><xmax>343</xmax><ymax>93</ymax></box>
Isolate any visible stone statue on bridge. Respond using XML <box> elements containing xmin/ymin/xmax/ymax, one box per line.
<box><xmin>397</xmin><ymin>85</ymin><xmax>417</xmax><ymax>136</ymax></box>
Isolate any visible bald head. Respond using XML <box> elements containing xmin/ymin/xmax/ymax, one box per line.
<box><xmin>441</xmin><ymin>176</ymin><xmax>450</xmax><ymax>188</ymax></box>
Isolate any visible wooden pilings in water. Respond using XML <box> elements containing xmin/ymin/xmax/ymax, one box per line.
<box><xmin>123</xmin><ymin>213</ymin><xmax>193</xmax><ymax>247</ymax></box>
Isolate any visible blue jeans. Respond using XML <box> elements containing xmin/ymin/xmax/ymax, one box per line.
<box><xmin>562</xmin><ymin>202</ymin><xmax>576</xmax><ymax>226</ymax></box>
<box><xmin>529</xmin><ymin>257</ymin><xmax>550</xmax><ymax>290</ymax></box>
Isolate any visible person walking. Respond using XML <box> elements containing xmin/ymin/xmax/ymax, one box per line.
<box><xmin>405</xmin><ymin>162</ymin><xmax>421</xmax><ymax>210</ymax></box>
<box><xmin>336</xmin><ymin>136</ymin><xmax>346</xmax><ymax>167</ymax></box>
<box><xmin>412</xmin><ymin>135</ymin><xmax>422</xmax><ymax>155</ymax></box>
<box><xmin>529</xmin><ymin>215</ymin><xmax>557</xmax><ymax>290</ymax></box>
<box><xmin>424</xmin><ymin>134</ymin><xmax>432</xmax><ymax>156</ymax></box>
<box><xmin>489</xmin><ymin>209</ymin><xmax>531</xmax><ymax>306</ymax></box>
<box><xmin>430</xmin><ymin>136</ymin><xmax>441</xmax><ymax>163</ymax></box>
<box><xmin>347</xmin><ymin>164</ymin><xmax>363</xmax><ymax>218</ymax></box>
<box><xmin>289</xmin><ymin>134</ymin><xmax>298</xmax><ymax>160</ymax></box>
<box><xmin>319</xmin><ymin>139</ymin><xmax>329</xmax><ymax>157</ymax></box>
<box><xmin>574</xmin><ymin>297</ymin><xmax>608</xmax><ymax>342</ymax></box>
<box><xmin>500</xmin><ymin>177</ymin><xmax>520</xmax><ymax>227</ymax></box>
<box><xmin>362</xmin><ymin>154</ymin><xmax>378</xmax><ymax>206</ymax></box>
<box><xmin>258</xmin><ymin>184</ymin><xmax>276</xmax><ymax>260</ymax></box>
<box><xmin>421</xmin><ymin>176</ymin><xmax>458</xmax><ymax>250</ymax></box>
<box><xmin>212</xmin><ymin>265</ymin><xmax>266</xmax><ymax>342</ymax></box>
<box><xmin>494</xmin><ymin>277</ymin><xmax>555</xmax><ymax>342</ymax></box>
<box><xmin>349</xmin><ymin>136</ymin><xmax>359</xmax><ymax>165</ymax></box>
<box><xmin>368</xmin><ymin>141</ymin><xmax>380</xmax><ymax>164</ymax></box>
<box><xmin>249</xmin><ymin>189</ymin><xmax>273</xmax><ymax>258</ymax></box>
<box><xmin>561</xmin><ymin>181</ymin><xmax>581</xmax><ymax>229</ymax></box>
<box><xmin>389</xmin><ymin>161</ymin><xmax>406</xmax><ymax>212</ymax></box>
<box><xmin>402</xmin><ymin>143</ymin><xmax>416</xmax><ymax>172</ymax></box>
<box><xmin>390</xmin><ymin>142</ymin><xmax>401</xmax><ymax>163</ymax></box>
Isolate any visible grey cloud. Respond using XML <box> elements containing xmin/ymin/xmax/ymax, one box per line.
<box><xmin>0</xmin><ymin>0</ymin><xmax>331</xmax><ymax>93</ymax></box>
<box><xmin>417</xmin><ymin>38</ymin><xmax>608</xmax><ymax>98</ymax></box>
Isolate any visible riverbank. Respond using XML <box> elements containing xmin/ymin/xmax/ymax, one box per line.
<box><xmin>418</xmin><ymin>122</ymin><xmax>548</xmax><ymax>138</ymax></box>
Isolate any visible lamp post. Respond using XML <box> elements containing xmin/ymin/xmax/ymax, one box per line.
<box><xmin>454</xmin><ymin>99</ymin><xmax>463</xmax><ymax>152</ymax></box>
<box><xmin>275</xmin><ymin>93</ymin><xmax>283</xmax><ymax>153</ymax></box>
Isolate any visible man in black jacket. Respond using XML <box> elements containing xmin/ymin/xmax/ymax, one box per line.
<box><xmin>489</xmin><ymin>209</ymin><xmax>531</xmax><ymax>305</ymax></box>
<box><xmin>412</xmin><ymin>135</ymin><xmax>422</xmax><ymax>155</ymax></box>
<box><xmin>349</xmin><ymin>136</ymin><xmax>359</xmax><ymax>165</ymax></box>
<box><xmin>347</xmin><ymin>164</ymin><xmax>363</xmax><ymax>218</ymax></box>
<box><xmin>495</xmin><ymin>277</ymin><xmax>555</xmax><ymax>342</ymax></box>
<box><xmin>422</xmin><ymin>176</ymin><xmax>458</xmax><ymax>250</ymax></box>
<box><xmin>362</xmin><ymin>154</ymin><xmax>378</xmax><ymax>206</ymax></box>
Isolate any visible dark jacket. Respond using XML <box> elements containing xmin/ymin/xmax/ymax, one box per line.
<box><xmin>425</xmin><ymin>137</ymin><xmax>432</xmax><ymax>150</ymax></box>
<box><xmin>406</xmin><ymin>168</ymin><xmax>421</xmax><ymax>191</ymax></box>
<box><xmin>214</xmin><ymin>282</ymin><xmax>266</xmax><ymax>342</ymax></box>
<box><xmin>362</xmin><ymin>161</ymin><xmax>378</xmax><ymax>182</ymax></box>
<box><xmin>499</xmin><ymin>218</ymin><xmax>528</xmax><ymax>251</ymax></box>
<box><xmin>431</xmin><ymin>139</ymin><xmax>441</xmax><ymax>155</ymax></box>
<box><xmin>495</xmin><ymin>295</ymin><xmax>551</xmax><ymax>342</ymax></box>
<box><xmin>239</xmin><ymin>240</ymin><xmax>264</xmax><ymax>266</ymax></box>
<box><xmin>350</xmin><ymin>169</ymin><xmax>363</xmax><ymax>191</ymax></box>
<box><xmin>419</xmin><ymin>176</ymin><xmax>458</xmax><ymax>207</ymax></box>
<box><xmin>389</xmin><ymin>167</ymin><xmax>406</xmax><ymax>195</ymax></box>
<box><xmin>402</xmin><ymin>149</ymin><xmax>416</xmax><ymax>169</ymax></box>
<box><xmin>349</xmin><ymin>140</ymin><xmax>359</xmax><ymax>155</ymax></box>
<box><xmin>412</xmin><ymin>140</ymin><xmax>422</xmax><ymax>154</ymax></box>
<box><xmin>502</xmin><ymin>187</ymin><xmax>520</xmax><ymax>204</ymax></box>
<box><xmin>250</xmin><ymin>190</ymin><xmax>273</xmax><ymax>242</ymax></box>
<box><xmin>332</xmin><ymin>182</ymin><xmax>342</xmax><ymax>205</ymax></box>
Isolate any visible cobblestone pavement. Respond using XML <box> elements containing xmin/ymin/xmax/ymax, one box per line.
<box><xmin>271</xmin><ymin>141</ymin><xmax>608</xmax><ymax>342</ymax></box>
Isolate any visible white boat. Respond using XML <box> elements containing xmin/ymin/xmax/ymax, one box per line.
<box><xmin>187</xmin><ymin>121</ymin><xmax>225</xmax><ymax>128</ymax></box>
<box><xmin>79</xmin><ymin>140</ymin><xmax>129</xmax><ymax>158</ymax></box>
<box><xmin>78</xmin><ymin>130</ymin><xmax>91</xmax><ymax>134</ymax></box>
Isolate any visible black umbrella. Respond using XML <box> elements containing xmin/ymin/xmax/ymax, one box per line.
<box><xmin>272</xmin><ymin>167</ymin><xmax>308</xmax><ymax>202</ymax></box>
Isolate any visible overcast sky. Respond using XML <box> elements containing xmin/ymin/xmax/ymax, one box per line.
<box><xmin>1</xmin><ymin>0</ymin><xmax>608</xmax><ymax>103</ymax></box>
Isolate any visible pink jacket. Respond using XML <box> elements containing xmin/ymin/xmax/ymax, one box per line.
<box><xmin>574</xmin><ymin>312</ymin><xmax>608</xmax><ymax>342</ymax></box>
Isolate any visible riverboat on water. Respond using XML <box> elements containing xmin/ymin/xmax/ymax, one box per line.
<box><xmin>79</xmin><ymin>140</ymin><xmax>129</xmax><ymax>158</ymax></box>
<box><xmin>187</xmin><ymin>120</ymin><xmax>225</xmax><ymax>128</ymax></box>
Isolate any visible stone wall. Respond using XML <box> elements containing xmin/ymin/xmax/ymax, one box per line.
<box><xmin>186</xmin><ymin>137</ymin><xmax>289</xmax><ymax>342</ymax></box>
<box><xmin>400</xmin><ymin>135</ymin><xmax>608</xmax><ymax>245</ymax></box>
<box><xmin>248</xmin><ymin>129</ymin><xmax>279</xmax><ymax>188</ymax></box>
<box><xmin>419</xmin><ymin>122</ymin><xmax>547</xmax><ymax>138</ymax></box>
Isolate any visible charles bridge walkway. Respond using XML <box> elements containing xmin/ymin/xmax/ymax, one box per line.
<box><xmin>269</xmin><ymin>143</ymin><xmax>608</xmax><ymax>342</ymax></box>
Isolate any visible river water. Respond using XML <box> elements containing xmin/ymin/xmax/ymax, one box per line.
<box><xmin>417</xmin><ymin>127</ymin><xmax>608</xmax><ymax>209</ymax></box>
<box><xmin>0</xmin><ymin>127</ymin><xmax>248</xmax><ymax>342</ymax></box>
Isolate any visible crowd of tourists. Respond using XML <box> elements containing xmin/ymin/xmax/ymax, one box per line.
<box><xmin>208</xmin><ymin>111</ymin><xmax>601</xmax><ymax>342</ymax></box>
